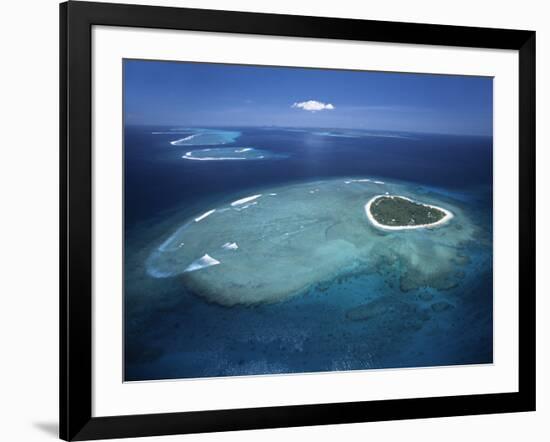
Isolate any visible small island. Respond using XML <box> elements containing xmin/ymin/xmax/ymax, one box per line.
<box><xmin>365</xmin><ymin>195</ymin><xmax>453</xmax><ymax>230</ymax></box>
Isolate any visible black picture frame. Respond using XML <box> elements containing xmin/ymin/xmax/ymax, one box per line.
<box><xmin>60</xmin><ymin>1</ymin><xmax>536</xmax><ymax>440</ymax></box>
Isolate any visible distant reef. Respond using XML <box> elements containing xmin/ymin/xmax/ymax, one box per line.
<box><xmin>169</xmin><ymin>128</ymin><xmax>241</xmax><ymax>146</ymax></box>
<box><xmin>181</xmin><ymin>147</ymin><xmax>287</xmax><ymax>161</ymax></box>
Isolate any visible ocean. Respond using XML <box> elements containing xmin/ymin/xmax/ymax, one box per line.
<box><xmin>124</xmin><ymin>126</ymin><xmax>493</xmax><ymax>381</ymax></box>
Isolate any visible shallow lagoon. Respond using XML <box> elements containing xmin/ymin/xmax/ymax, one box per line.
<box><xmin>147</xmin><ymin>178</ymin><xmax>475</xmax><ymax>305</ymax></box>
<box><xmin>124</xmin><ymin>126</ymin><xmax>493</xmax><ymax>381</ymax></box>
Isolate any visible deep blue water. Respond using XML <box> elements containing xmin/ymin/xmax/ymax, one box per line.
<box><xmin>124</xmin><ymin>126</ymin><xmax>493</xmax><ymax>381</ymax></box>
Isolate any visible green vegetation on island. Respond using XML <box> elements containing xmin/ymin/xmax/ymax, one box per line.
<box><xmin>370</xmin><ymin>196</ymin><xmax>446</xmax><ymax>227</ymax></box>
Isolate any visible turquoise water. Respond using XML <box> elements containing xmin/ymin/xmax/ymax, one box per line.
<box><xmin>124</xmin><ymin>126</ymin><xmax>493</xmax><ymax>381</ymax></box>
<box><xmin>145</xmin><ymin>179</ymin><xmax>476</xmax><ymax>305</ymax></box>
<box><xmin>169</xmin><ymin>128</ymin><xmax>241</xmax><ymax>146</ymax></box>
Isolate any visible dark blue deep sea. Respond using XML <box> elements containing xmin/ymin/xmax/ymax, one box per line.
<box><xmin>124</xmin><ymin>126</ymin><xmax>493</xmax><ymax>381</ymax></box>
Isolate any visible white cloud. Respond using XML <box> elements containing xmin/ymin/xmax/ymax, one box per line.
<box><xmin>292</xmin><ymin>100</ymin><xmax>335</xmax><ymax>112</ymax></box>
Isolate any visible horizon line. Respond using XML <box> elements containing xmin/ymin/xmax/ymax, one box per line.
<box><xmin>124</xmin><ymin>123</ymin><xmax>493</xmax><ymax>138</ymax></box>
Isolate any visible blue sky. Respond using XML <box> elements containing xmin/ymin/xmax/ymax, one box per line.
<box><xmin>124</xmin><ymin>59</ymin><xmax>493</xmax><ymax>136</ymax></box>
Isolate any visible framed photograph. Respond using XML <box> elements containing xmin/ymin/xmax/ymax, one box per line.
<box><xmin>60</xmin><ymin>1</ymin><xmax>536</xmax><ymax>440</ymax></box>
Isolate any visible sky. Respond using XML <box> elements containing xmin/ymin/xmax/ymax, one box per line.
<box><xmin>124</xmin><ymin>59</ymin><xmax>493</xmax><ymax>136</ymax></box>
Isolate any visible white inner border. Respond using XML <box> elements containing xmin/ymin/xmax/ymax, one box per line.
<box><xmin>92</xmin><ymin>25</ymin><xmax>519</xmax><ymax>417</ymax></box>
